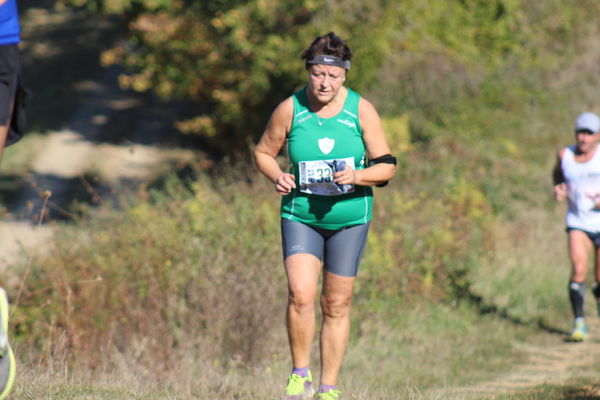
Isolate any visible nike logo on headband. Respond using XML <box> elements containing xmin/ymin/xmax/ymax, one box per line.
<box><xmin>306</xmin><ymin>54</ymin><xmax>351</xmax><ymax>70</ymax></box>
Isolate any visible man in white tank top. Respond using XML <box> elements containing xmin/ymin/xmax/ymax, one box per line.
<box><xmin>553</xmin><ymin>112</ymin><xmax>600</xmax><ymax>342</ymax></box>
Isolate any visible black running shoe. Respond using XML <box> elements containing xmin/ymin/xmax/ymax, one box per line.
<box><xmin>593</xmin><ymin>283</ymin><xmax>600</xmax><ymax>317</ymax></box>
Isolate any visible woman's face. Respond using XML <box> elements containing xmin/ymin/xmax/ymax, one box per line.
<box><xmin>307</xmin><ymin>64</ymin><xmax>346</xmax><ymax>105</ymax></box>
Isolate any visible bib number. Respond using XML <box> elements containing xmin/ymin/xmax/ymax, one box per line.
<box><xmin>299</xmin><ymin>157</ymin><xmax>355</xmax><ymax>196</ymax></box>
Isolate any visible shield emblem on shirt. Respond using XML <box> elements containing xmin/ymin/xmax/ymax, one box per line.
<box><xmin>318</xmin><ymin>137</ymin><xmax>335</xmax><ymax>154</ymax></box>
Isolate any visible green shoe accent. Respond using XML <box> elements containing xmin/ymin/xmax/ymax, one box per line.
<box><xmin>568</xmin><ymin>319</ymin><xmax>587</xmax><ymax>342</ymax></box>
<box><xmin>284</xmin><ymin>371</ymin><xmax>314</xmax><ymax>399</ymax></box>
<box><xmin>0</xmin><ymin>346</ymin><xmax>16</xmax><ymax>400</ymax></box>
<box><xmin>316</xmin><ymin>389</ymin><xmax>342</xmax><ymax>399</ymax></box>
<box><xmin>0</xmin><ymin>288</ymin><xmax>15</xmax><ymax>400</ymax></box>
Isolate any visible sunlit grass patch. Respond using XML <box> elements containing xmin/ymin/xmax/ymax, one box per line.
<box><xmin>493</xmin><ymin>382</ymin><xmax>600</xmax><ymax>400</ymax></box>
<box><xmin>343</xmin><ymin>301</ymin><xmax>543</xmax><ymax>393</ymax></box>
<box><xmin>1</xmin><ymin>133</ymin><xmax>47</xmax><ymax>172</ymax></box>
<box><xmin>11</xmin><ymin>363</ymin><xmax>175</xmax><ymax>400</ymax></box>
<box><xmin>469</xmin><ymin>205</ymin><xmax>586</xmax><ymax>332</ymax></box>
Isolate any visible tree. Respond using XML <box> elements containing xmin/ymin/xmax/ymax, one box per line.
<box><xmin>63</xmin><ymin>0</ymin><xmax>395</xmax><ymax>155</ymax></box>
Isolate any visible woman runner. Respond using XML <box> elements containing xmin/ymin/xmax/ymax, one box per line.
<box><xmin>254</xmin><ymin>32</ymin><xmax>396</xmax><ymax>400</ymax></box>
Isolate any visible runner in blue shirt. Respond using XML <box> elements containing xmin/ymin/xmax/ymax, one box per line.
<box><xmin>0</xmin><ymin>0</ymin><xmax>21</xmax><ymax>162</ymax></box>
<box><xmin>0</xmin><ymin>0</ymin><xmax>20</xmax><ymax>397</ymax></box>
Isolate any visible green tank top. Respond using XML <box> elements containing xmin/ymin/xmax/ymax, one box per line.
<box><xmin>280</xmin><ymin>87</ymin><xmax>373</xmax><ymax>230</ymax></box>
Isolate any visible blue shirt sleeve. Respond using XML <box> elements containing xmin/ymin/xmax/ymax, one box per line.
<box><xmin>0</xmin><ymin>0</ymin><xmax>20</xmax><ymax>45</ymax></box>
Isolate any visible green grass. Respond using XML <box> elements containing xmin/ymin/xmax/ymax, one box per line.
<box><xmin>3</xmin><ymin>172</ymin><xmax>568</xmax><ymax>399</ymax></box>
<box><xmin>343</xmin><ymin>302</ymin><xmax>539</xmax><ymax>390</ymax></box>
<box><xmin>12</xmin><ymin>366</ymin><xmax>175</xmax><ymax>399</ymax></box>
<box><xmin>7</xmin><ymin>300</ymin><xmax>554</xmax><ymax>399</ymax></box>
<box><xmin>493</xmin><ymin>382</ymin><xmax>600</xmax><ymax>400</ymax></box>
<box><xmin>469</xmin><ymin>206</ymin><xmax>573</xmax><ymax>329</ymax></box>
<box><xmin>1</xmin><ymin>133</ymin><xmax>47</xmax><ymax>171</ymax></box>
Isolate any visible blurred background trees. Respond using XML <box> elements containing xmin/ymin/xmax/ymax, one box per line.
<box><xmin>59</xmin><ymin>0</ymin><xmax>600</xmax><ymax>155</ymax></box>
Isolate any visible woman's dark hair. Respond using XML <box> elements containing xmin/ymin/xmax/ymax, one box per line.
<box><xmin>300</xmin><ymin>32</ymin><xmax>352</xmax><ymax>69</ymax></box>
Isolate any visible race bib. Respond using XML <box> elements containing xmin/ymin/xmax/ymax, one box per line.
<box><xmin>298</xmin><ymin>157</ymin><xmax>355</xmax><ymax>196</ymax></box>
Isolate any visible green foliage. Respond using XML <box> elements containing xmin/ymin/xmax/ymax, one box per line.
<box><xmin>59</xmin><ymin>0</ymin><xmax>397</xmax><ymax>153</ymax></box>
<box><xmin>11</xmin><ymin>174</ymin><xmax>287</xmax><ymax>371</ymax></box>
<box><xmin>357</xmin><ymin>152</ymin><xmax>495</xmax><ymax>305</ymax></box>
<box><xmin>60</xmin><ymin>0</ymin><xmax>600</xmax><ymax>155</ymax></box>
<box><xmin>78</xmin><ymin>0</ymin><xmax>324</xmax><ymax>151</ymax></box>
<box><xmin>370</xmin><ymin>0</ymin><xmax>600</xmax><ymax>139</ymax></box>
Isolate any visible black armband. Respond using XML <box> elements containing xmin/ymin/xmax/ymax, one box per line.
<box><xmin>368</xmin><ymin>154</ymin><xmax>397</xmax><ymax>167</ymax></box>
<box><xmin>368</xmin><ymin>154</ymin><xmax>397</xmax><ymax>187</ymax></box>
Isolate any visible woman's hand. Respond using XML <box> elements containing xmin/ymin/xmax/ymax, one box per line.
<box><xmin>333</xmin><ymin>165</ymin><xmax>356</xmax><ymax>186</ymax></box>
<box><xmin>274</xmin><ymin>173</ymin><xmax>296</xmax><ymax>195</ymax></box>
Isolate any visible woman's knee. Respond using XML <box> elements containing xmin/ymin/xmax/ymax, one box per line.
<box><xmin>320</xmin><ymin>293</ymin><xmax>352</xmax><ymax>318</ymax></box>
<box><xmin>288</xmin><ymin>285</ymin><xmax>316</xmax><ymax>312</ymax></box>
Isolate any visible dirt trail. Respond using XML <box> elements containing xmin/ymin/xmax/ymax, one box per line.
<box><xmin>432</xmin><ymin>317</ymin><xmax>600</xmax><ymax>399</ymax></box>
<box><xmin>0</xmin><ymin>5</ymin><xmax>195</xmax><ymax>266</ymax></box>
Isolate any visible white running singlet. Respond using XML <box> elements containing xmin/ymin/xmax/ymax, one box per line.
<box><xmin>562</xmin><ymin>145</ymin><xmax>600</xmax><ymax>232</ymax></box>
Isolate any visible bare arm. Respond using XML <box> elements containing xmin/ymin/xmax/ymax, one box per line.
<box><xmin>0</xmin><ymin>1</ymin><xmax>9</xmax><ymax>6</ymax></box>
<box><xmin>334</xmin><ymin>97</ymin><xmax>395</xmax><ymax>187</ymax></box>
<box><xmin>254</xmin><ymin>97</ymin><xmax>296</xmax><ymax>195</ymax></box>
<box><xmin>552</xmin><ymin>148</ymin><xmax>567</xmax><ymax>202</ymax></box>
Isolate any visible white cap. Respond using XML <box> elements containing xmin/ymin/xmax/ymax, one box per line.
<box><xmin>575</xmin><ymin>112</ymin><xmax>600</xmax><ymax>133</ymax></box>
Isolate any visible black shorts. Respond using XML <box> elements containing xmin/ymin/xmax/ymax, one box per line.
<box><xmin>281</xmin><ymin>218</ymin><xmax>370</xmax><ymax>277</ymax></box>
<box><xmin>566</xmin><ymin>227</ymin><xmax>600</xmax><ymax>247</ymax></box>
<box><xmin>0</xmin><ymin>44</ymin><xmax>20</xmax><ymax>126</ymax></box>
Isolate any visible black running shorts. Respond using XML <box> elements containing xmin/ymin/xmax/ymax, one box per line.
<box><xmin>281</xmin><ymin>218</ymin><xmax>370</xmax><ymax>277</ymax></box>
<box><xmin>566</xmin><ymin>227</ymin><xmax>600</xmax><ymax>247</ymax></box>
<box><xmin>0</xmin><ymin>44</ymin><xmax>20</xmax><ymax>126</ymax></box>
